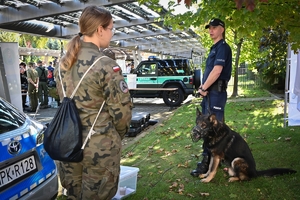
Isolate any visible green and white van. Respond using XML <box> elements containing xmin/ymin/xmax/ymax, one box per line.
<box><xmin>124</xmin><ymin>56</ymin><xmax>201</xmax><ymax>107</ymax></box>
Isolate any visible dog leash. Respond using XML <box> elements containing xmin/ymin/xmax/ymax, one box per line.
<box><xmin>206</xmin><ymin>94</ymin><xmax>211</xmax><ymax>114</ymax></box>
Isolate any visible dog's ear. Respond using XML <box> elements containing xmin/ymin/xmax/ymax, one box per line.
<box><xmin>209</xmin><ymin>114</ymin><xmax>218</xmax><ymax>126</ymax></box>
<box><xmin>196</xmin><ymin>108</ymin><xmax>202</xmax><ymax>116</ymax></box>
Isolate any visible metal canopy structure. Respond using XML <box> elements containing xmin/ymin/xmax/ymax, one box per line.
<box><xmin>0</xmin><ymin>0</ymin><xmax>205</xmax><ymax>60</ymax></box>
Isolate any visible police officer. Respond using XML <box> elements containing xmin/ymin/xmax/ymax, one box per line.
<box><xmin>55</xmin><ymin>6</ymin><xmax>132</xmax><ymax>199</ymax></box>
<box><xmin>191</xmin><ymin>18</ymin><xmax>232</xmax><ymax>177</ymax></box>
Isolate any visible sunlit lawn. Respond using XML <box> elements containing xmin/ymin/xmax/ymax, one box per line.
<box><xmin>120</xmin><ymin>89</ymin><xmax>300</xmax><ymax>200</ymax></box>
<box><xmin>56</xmin><ymin>87</ymin><xmax>299</xmax><ymax>200</ymax></box>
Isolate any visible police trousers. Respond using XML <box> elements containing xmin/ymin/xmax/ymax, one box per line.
<box><xmin>201</xmin><ymin>90</ymin><xmax>227</xmax><ymax>122</ymax></box>
<box><xmin>201</xmin><ymin>90</ymin><xmax>227</xmax><ymax>155</ymax></box>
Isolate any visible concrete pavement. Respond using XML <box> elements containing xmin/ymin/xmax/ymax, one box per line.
<box><xmin>25</xmin><ymin>95</ymin><xmax>194</xmax><ymax>124</ymax></box>
<box><xmin>25</xmin><ymin>93</ymin><xmax>282</xmax><ymax>126</ymax></box>
<box><xmin>25</xmin><ymin>99</ymin><xmax>173</xmax><ymax>125</ymax></box>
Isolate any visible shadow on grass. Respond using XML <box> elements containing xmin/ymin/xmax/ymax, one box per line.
<box><xmin>121</xmin><ymin>99</ymin><xmax>300</xmax><ymax>199</ymax></box>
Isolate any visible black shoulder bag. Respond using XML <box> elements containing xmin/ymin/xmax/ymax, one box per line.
<box><xmin>43</xmin><ymin>56</ymin><xmax>106</xmax><ymax>162</ymax></box>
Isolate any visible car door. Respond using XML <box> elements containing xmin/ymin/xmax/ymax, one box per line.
<box><xmin>135</xmin><ymin>62</ymin><xmax>158</xmax><ymax>95</ymax></box>
<box><xmin>0</xmin><ymin>98</ymin><xmax>58</xmax><ymax>200</ymax></box>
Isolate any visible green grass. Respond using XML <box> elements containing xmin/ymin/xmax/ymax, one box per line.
<box><xmin>56</xmin><ymin>87</ymin><xmax>298</xmax><ymax>200</ymax></box>
<box><xmin>227</xmin><ymin>86</ymin><xmax>272</xmax><ymax>99</ymax></box>
<box><xmin>120</xmin><ymin>90</ymin><xmax>300</xmax><ymax>200</ymax></box>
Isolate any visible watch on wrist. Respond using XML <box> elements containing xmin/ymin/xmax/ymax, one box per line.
<box><xmin>200</xmin><ymin>86</ymin><xmax>207</xmax><ymax>92</ymax></box>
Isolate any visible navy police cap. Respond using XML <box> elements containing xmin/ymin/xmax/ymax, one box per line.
<box><xmin>205</xmin><ymin>18</ymin><xmax>225</xmax><ymax>29</ymax></box>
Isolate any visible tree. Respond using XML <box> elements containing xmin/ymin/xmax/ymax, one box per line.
<box><xmin>47</xmin><ymin>38</ymin><xmax>61</xmax><ymax>50</ymax></box>
<box><xmin>19</xmin><ymin>34</ymin><xmax>48</xmax><ymax>49</ymax></box>
<box><xmin>172</xmin><ymin>0</ymin><xmax>300</xmax><ymax>50</ymax></box>
<box><xmin>17</xmin><ymin>34</ymin><xmax>49</xmax><ymax>62</ymax></box>
<box><xmin>178</xmin><ymin>0</ymin><xmax>283</xmax><ymax>12</ymax></box>
<box><xmin>255</xmin><ymin>27</ymin><xmax>288</xmax><ymax>89</ymax></box>
<box><xmin>139</xmin><ymin>0</ymin><xmax>299</xmax><ymax>96</ymax></box>
<box><xmin>153</xmin><ymin>0</ymin><xmax>264</xmax><ymax>97</ymax></box>
<box><xmin>0</xmin><ymin>31</ymin><xmax>19</xmax><ymax>42</ymax></box>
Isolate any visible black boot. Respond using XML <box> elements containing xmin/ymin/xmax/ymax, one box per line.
<box><xmin>190</xmin><ymin>153</ymin><xmax>210</xmax><ymax>177</ymax></box>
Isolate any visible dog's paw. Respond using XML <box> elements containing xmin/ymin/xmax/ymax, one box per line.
<box><xmin>199</xmin><ymin>174</ymin><xmax>207</xmax><ymax>179</ymax></box>
<box><xmin>200</xmin><ymin>178</ymin><xmax>211</xmax><ymax>183</ymax></box>
<box><xmin>228</xmin><ymin>177</ymin><xmax>240</xmax><ymax>182</ymax></box>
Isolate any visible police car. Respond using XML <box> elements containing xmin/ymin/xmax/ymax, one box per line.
<box><xmin>124</xmin><ymin>56</ymin><xmax>201</xmax><ymax>107</ymax></box>
<box><xmin>0</xmin><ymin>97</ymin><xmax>58</xmax><ymax>200</ymax></box>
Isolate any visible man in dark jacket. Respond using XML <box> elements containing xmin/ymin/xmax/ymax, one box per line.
<box><xmin>20</xmin><ymin>62</ymin><xmax>28</xmax><ymax>110</ymax></box>
<box><xmin>35</xmin><ymin>60</ymin><xmax>49</xmax><ymax>108</ymax></box>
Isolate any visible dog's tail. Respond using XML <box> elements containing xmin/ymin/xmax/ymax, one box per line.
<box><xmin>257</xmin><ymin>168</ymin><xmax>296</xmax><ymax>177</ymax></box>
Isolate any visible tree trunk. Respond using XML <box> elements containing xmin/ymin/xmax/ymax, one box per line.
<box><xmin>231</xmin><ymin>37</ymin><xmax>243</xmax><ymax>98</ymax></box>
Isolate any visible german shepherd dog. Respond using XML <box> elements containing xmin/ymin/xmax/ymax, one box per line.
<box><xmin>191</xmin><ymin>108</ymin><xmax>296</xmax><ymax>182</ymax></box>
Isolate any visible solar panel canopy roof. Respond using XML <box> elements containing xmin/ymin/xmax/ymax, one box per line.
<box><xmin>0</xmin><ymin>0</ymin><xmax>205</xmax><ymax>60</ymax></box>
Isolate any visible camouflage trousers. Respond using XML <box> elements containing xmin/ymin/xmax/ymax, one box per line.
<box><xmin>58</xmin><ymin>134</ymin><xmax>121</xmax><ymax>200</ymax></box>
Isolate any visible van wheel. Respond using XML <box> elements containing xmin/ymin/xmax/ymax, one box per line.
<box><xmin>163</xmin><ymin>86</ymin><xmax>184</xmax><ymax>107</ymax></box>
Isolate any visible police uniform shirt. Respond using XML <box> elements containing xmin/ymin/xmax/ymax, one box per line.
<box><xmin>202</xmin><ymin>39</ymin><xmax>232</xmax><ymax>83</ymax></box>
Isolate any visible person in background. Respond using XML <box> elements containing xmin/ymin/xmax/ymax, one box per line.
<box><xmin>130</xmin><ymin>62</ymin><xmax>135</xmax><ymax>73</ymax></box>
<box><xmin>26</xmin><ymin>62</ymin><xmax>39</xmax><ymax>112</ymax></box>
<box><xmin>36</xmin><ymin>60</ymin><xmax>49</xmax><ymax>108</ymax></box>
<box><xmin>126</xmin><ymin>63</ymin><xmax>132</xmax><ymax>73</ymax></box>
<box><xmin>47</xmin><ymin>61</ymin><xmax>55</xmax><ymax>83</ymax></box>
<box><xmin>56</xmin><ymin>5</ymin><xmax>132</xmax><ymax>199</ymax></box>
<box><xmin>19</xmin><ymin>62</ymin><xmax>28</xmax><ymax>110</ymax></box>
<box><xmin>190</xmin><ymin>18</ymin><xmax>232</xmax><ymax>177</ymax></box>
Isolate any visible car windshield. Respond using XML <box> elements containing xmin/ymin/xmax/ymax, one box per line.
<box><xmin>0</xmin><ymin>98</ymin><xmax>26</xmax><ymax>134</ymax></box>
<box><xmin>158</xmin><ymin>59</ymin><xmax>191</xmax><ymax>76</ymax></box>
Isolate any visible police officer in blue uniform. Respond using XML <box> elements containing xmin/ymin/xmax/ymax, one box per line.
<box><xmin>191</xmin><ymin>18</ymin><xmax>232</xmax><ymax>177</ymax></box>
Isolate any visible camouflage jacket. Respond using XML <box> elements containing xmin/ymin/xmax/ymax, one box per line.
<box><xmin>55</xmin><ymin>41</ymin><xmax>132</xmax><ymax>141</ymax></box>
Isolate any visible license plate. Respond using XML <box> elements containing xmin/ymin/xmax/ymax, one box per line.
<box><xmin>0</xmin><ymin>155</ymin><xmax>37</xmax><ymax>188</ymax></box>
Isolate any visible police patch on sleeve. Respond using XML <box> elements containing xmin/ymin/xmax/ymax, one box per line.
<box><xmin>119</xmin><ymin>80</ymin><xmax>129</xmax><ymax>93</ymax></box>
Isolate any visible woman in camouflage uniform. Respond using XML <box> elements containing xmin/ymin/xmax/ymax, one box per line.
<box><xmin>55</xmin><ymin>6</ymin><xmax>133</xmax><ymax>200</ymax></box>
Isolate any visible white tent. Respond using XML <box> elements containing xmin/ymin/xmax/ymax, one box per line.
<box><xmin>284</xmin><ymin>44</ymin><xmax>300</xmax><ymax>126</ymax></box>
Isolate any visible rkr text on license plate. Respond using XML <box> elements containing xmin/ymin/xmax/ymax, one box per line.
<box><xmin>0</xmin><ymin>155</ymin><xmax>37</xmax><ymax>188</ymax></box>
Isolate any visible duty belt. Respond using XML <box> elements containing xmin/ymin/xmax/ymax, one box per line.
<box><xmin>208</xmin><ymin>80</ymin><xmax>228</xmax><ymax>92</ymax></box>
